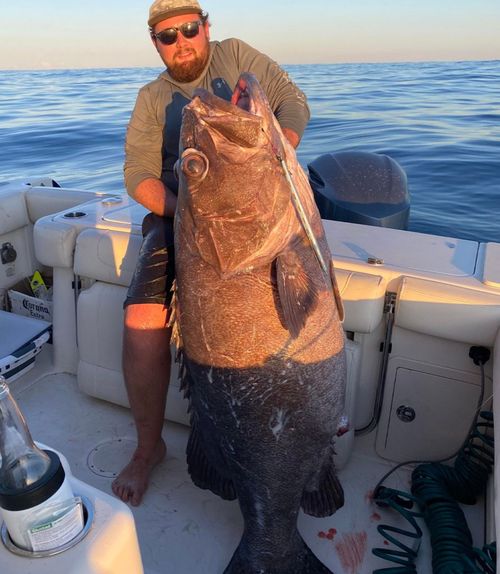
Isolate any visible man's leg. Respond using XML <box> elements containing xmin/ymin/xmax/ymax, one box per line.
<box><xmin>112</xmin><ymin>302</ymin><xmax>171</xmax><ymax>506</ymax></box>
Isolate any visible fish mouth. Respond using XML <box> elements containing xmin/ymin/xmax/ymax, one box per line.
<box><xmin>184</xmin><ymin>93</ymin><xmax>264</xmax><ymax>151</ymax></box>
<box><xmin>192</xmin><ymin>73</ymin><xmax>269</xmax><ymax>118</ymax></box>
<box><xmin>185</xmin><ymin>73</ymin><xmax>274</xmax><ymax>147</ymax></box>
<box><xmin>230</xmin><ymin>74</ymin><xmax>268</xmax><ymax>116</ymax></box>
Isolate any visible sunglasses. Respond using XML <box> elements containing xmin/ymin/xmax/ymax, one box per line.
<box><xmin>152</xmin><ymin>20</ymin><xmax>203</xmax><ymax>46</ymax></box>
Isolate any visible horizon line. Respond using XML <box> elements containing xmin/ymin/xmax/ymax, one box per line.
<box><xmin>1</xmin><ymin>57</ymin><xmax>499</xmax><ymax>74</ymax></box>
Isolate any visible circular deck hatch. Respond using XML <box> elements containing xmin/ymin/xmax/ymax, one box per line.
<box><xmin>86</xmin><ymin>438</ymin><xmax>136</xmax><ymax>478</ymax></box>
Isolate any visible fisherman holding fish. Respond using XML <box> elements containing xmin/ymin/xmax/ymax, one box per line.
<box><xmin>113</xmin><ymin>0</ymin><xmax>311</xmax><ymax>506</ymax></box>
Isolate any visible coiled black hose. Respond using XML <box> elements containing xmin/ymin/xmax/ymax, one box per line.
<box><xmin>411</xmin><ymin>410</ymin><xmax>494</xmax><ymax>573</ymax></box>
<box><xmin>373</xmin><ymin>410</ymin><xmax>494</xmax><ymax>573</ymax></box>
<box><xmin>372</xmin><ymin>487</ymin><xmax>422</xmax><ymax>572</ymax></box>
<box><xmin>474</xmin><ymin>542</ymin><xmax>497</xmax><ymax>573</ymax></box>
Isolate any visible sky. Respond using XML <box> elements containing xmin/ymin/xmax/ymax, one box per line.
<box><xmin>1</xmin><ymin>0</ymin><xmax>499</xmax><ymax>70</ymax></box>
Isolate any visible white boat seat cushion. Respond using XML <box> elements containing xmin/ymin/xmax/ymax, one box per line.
<box><xmin>25</xmin><ymin>187</ymin><xmax>104</xmax><ymax>223</ymax></box>
<box><xmin>34</xmin><ymin>216</ymin><xmax>79</xmax><ymax>269</ymax></box>
<box><xmin>0</xmin><ymin>188</ymin><xmax>29</xmax><ymax>235</ymax></box>
<box><xmin>77</xmin><ymin>280</ymin><xmax>189</xmax><ymax>424</ymax></box>
<box><xmin>335</xmin><ymin>269</ymin><xmax>385</xmax><ymax>333</ymax></box>
<box><xmin>74</xmin><ymin>228</ymin><xmax>142</xmax><ymax>287</ymax></box>
<box><xmin>78</xmin><ymin>281</ymin><xmax>125</xmax><ymax>372</ymax></box>
<box><xmin>395</xmin><ymin>275</ymin><xmax>500</xmax><ymax>346</ymax></box>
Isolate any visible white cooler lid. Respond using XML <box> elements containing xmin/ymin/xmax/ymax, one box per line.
<box><xmin>0</xmin><ymin>310</ymin><xmax>51</xmax><ymax>359</ymax></box>
<box><xmin>0</xmin><ymin>311</ymin><xmax>51</xmax><ymax>381</ymax></box>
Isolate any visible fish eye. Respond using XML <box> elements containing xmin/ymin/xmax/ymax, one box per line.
<box><xmin>181</xmin><ymin>151</ymin><xmax>209</xmax><ymax>180</ymax></box>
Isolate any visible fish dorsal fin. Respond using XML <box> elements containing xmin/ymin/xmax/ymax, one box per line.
<box><xmin>168</xmin><ymin>279</ymin><xmax>183</xmax><ymax>353</ymax></box>
<box><xmin>276</xmin><ymin>249</ymin><xmax>318</xmax><ymax>339</ymax></box>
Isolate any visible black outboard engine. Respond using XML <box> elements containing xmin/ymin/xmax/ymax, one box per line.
<box><xmin>308</xmin><ymin>151</ymin><xmax>410</xmax><ymax>230</ymax></box>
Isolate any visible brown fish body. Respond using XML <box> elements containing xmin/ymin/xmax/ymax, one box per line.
<box><xmin>173</xmin><ymin>73</ymin><xmax>346</xmax><ymax>574</ymax></box>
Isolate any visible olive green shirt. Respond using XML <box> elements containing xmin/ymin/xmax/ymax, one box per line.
<box><xmin>124</xmin><ymin>37</ymin><xmax>310</xmax><ymax>198</ymax></box>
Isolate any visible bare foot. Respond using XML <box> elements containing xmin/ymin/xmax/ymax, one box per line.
<box><xmin>112</xmin><ymin>439</ymin><xmax>166</xmax><ymax>506</ymax></box>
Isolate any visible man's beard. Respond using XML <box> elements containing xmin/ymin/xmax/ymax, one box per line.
<box><xmin>168</xmin><ymin>46</ymin><xmax>209</xmax><ymax>82</ymax></box>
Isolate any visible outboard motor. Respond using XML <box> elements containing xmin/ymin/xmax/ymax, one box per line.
<box><xmin>308</xmin><ymin>151</ymin><xmax>410</xmax><ymax>230</ymax></box>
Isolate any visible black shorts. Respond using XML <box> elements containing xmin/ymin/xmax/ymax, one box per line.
<box><xmin>124</xmin><ymin>213</ymin><xmax>176</xmax><ymax>308</ymax></box>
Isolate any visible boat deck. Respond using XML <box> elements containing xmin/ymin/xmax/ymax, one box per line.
<box><xmin>7</xmin><ymin>349</ymin><xmax>485</xmax><ymax>574</ymax></box>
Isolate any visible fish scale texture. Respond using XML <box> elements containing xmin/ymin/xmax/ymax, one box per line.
<box><xmin>174</xmin><ymin>72</ymin><xmax>346</xmax><ymax>574</ymax></box>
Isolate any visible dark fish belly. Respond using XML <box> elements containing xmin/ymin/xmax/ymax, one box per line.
<box><xmin>186</xmin><ymin>354</ymin><xmax>344</xmax><ymax>464</ymax></box>
<box><xmin>183</xmin><ymin>354</ymin><xmax>345</xmax><ymax>572</ymax></box>
<box><xmin>185</xmin><ymin>354</ymin><xmax>345</xmax><ymax>506</ymax></box>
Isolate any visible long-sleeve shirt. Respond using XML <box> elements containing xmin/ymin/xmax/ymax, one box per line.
<box><xmin>124</xmin><ymin>37</ymin><xmax>310</xmax><ymax>198</ymax></box>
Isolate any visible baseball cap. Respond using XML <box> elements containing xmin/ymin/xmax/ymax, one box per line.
<box><xmin>148</xmin><ymin>0</ymin><xmax>203</xmax><ymax>27</ymax></box>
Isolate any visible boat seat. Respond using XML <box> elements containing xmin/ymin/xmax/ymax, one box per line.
<box><xmin>74</xmin><ymin>228</ymin><xmax>142</xmax><ymax>287</ymax></box>
<box><xmin>73</xmin><ymin>228</ymin><xmax>387</xmax><ymax>334</ymax></box>
<box><xmin>395</xmin><ymin>275</ymin><xmax>500</xmax><ymax>346</ymax></box>
<box><xmin>335</xmin><ymin>268</ymin><xmax>385</xmax><ymax>333</ymax></box>
<box><xmin>77</xmin><ymin>280</ymin><xmax>189</xmax><ymax>426</ymax></box>
<box><xmin>0</xmin><ymin>187</ymin><xmax>30</xmax><ymax>235</ymax></box>
<box><xmin>24</xmin><ymin>187</ymin><xmax>107</xmax><ymax>223</ymax></box>
<box><xmin>0</xmin><ymin>184</ymin><xmax>44</xmax><ymax>298</ymax></box>
<box><xmin>74</xmin><ymin>228</ymin><xmax>387</xmax><ymax>432</ymax></box>
<box><xmin>74</xmin><ymin>230</ymin><xmax>186</xmax><ymax>424</ymax></box>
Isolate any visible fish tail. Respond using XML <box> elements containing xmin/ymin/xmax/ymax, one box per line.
<box><xmin>223</xmin><ymin>531</ymin><xmax>333</xmax><ymax>573</ymax></box>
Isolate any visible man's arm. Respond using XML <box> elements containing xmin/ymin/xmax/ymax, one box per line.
<box><xmin>282</xmin><ymin>127</ymin><xmax>300</xmax><ymax>149</ymax></box>
<box><xmin>228</xmin><ymin>39</ymin><xmax>310</xmax><ymax>145</ymax></box>
<box><xmin>124</xmin><ymin>84</ymin><xmax>171</xmax><ymax>210</ymax></box>
<box><xmin>133</xmin><ymin>178</ymin><xmax>177</xmax><ymax>217</ymax></box>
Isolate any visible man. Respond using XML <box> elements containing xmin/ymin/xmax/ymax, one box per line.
<box><xmin>112</xmin><ymin>0</ymin><xmax>310</xmax><ymax>506</ymax></box>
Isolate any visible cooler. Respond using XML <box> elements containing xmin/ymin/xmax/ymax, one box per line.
<box><xmin>0</xmin><ymin>310</ymin><xmax>51</xmax><ymax>381</ymax></box>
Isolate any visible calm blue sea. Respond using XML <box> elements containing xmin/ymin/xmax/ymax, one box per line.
<box><xmin>1</xmin><ymin>60</ymin><xmax>499</xmax><ymax>242</ymax></box>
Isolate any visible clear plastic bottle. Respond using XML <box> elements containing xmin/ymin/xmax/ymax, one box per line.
<box><xmin>0</xmin><ymin>376</ymin><xmax>81</xmax><ymax>551</ymax></box>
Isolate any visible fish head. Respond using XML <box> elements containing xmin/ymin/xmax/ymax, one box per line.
<box><xmin>177</xmin><ymin>73</ymin><xmax>295</xmax><ymax>276</ymax></box>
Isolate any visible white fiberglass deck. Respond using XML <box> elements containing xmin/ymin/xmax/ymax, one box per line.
<box><xmin>7</xmin><ymin>351</ymin><xmax>485</xmax><ymax>574</ymax></box>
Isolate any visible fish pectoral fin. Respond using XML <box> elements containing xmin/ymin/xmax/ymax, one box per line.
<box><xmin>301</xmin><ymin>456</ymin><xmax>344</xmax><ymax>517</ymax></box>
<box><xmin>276</xmin><ymin>250</ymin><xmax>318</xmax><ymax>338</ymax></box>
<box><xmin>187</xmin><ymin>419</ymin><xmax>237</xmax><ymax>501</ymax></box>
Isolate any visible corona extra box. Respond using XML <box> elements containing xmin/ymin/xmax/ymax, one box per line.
<box><xmin>7</xmin><ymin>278</ymin><xmax>52</xmax><ymax>322</ymax></box>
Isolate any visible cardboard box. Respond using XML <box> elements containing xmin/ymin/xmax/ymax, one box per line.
<box><xmin>8</xmin><ymin>278</ymin><xmax>53</xmax><ymax>322</ymax></box>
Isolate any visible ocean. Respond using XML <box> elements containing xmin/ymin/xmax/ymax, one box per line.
<box><xmin>1</xmin><ymin>60</ymin><xmax>499</xmax><ymax>243</ymax></box>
